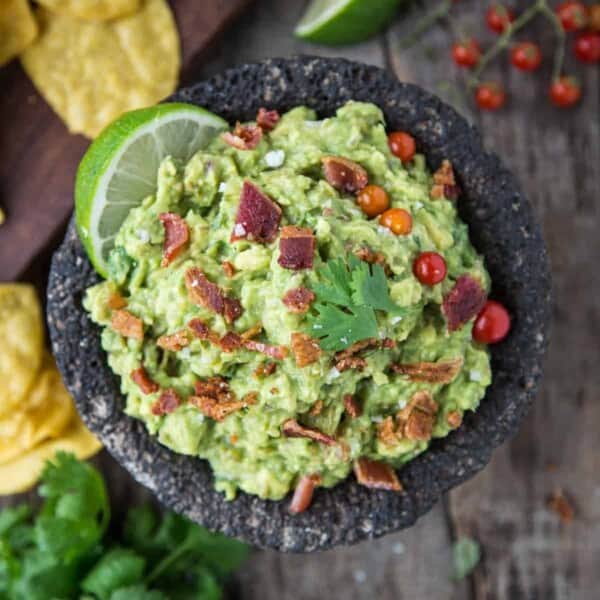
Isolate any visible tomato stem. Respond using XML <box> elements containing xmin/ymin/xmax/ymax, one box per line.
<box><xmin>398</xmin><ymin>0</ymin><xmax>453</xmax><ymax>49</ymax></box>
<box><xmin>539</xmin><ymin>2</ymin><xmax>566</xmax><ymax>80</ymax></box>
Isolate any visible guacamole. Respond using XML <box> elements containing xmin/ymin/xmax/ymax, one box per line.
<box><xmin>84</xmin><ymin>102</ymin><xmax>492</xmax><ymax>504</ymax></box>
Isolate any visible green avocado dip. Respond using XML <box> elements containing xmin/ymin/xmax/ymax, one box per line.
<box><xmin>84</xmin><ymin>101</ymin><xmax>492</xmax><ymax>509</ymax></box>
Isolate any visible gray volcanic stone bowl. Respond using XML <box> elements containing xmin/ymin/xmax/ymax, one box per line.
<box><xmin>47</xmin><ymin>56</ymin><xmax>551</xmax><ymax>552</ymax></box>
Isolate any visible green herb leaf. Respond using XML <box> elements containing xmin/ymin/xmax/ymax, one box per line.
<box><xmin>0</xmin><ymin>505</ymin><xmax>30</xmax><ymax>537</ymax></box>
<box><xmin>109</xmin><ymin>585</ymin><xmax>167</xmax><ymax>600</ymax></box>
<box><xmin>82</xmin><ymin>548</ymin><xmax>146</xmax><ymax>599</ymax></box>
<box><xmin>312</xmin><ymin>258</ymin><xmax>354</xmax><ymax>306</ymax></box>
<box><xmin>452</xmin><ymin>537</ymin><xmax>481</xmax><ymax>580</ymax></box>
<box><xmin>350</xmin><ymin>262</ymin><xmax>401</xmax><ymax>314</ymax></box>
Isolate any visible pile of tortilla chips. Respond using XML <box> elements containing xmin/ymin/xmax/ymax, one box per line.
<box><xmin>1</xmin><ymin>0</ymin><xmax>180</xmax><ymax>138</ymax></box>
<box><xmin>0</xmin><ymin>284</ymin><xmax>101</xmax><ymax>495</ymax></box>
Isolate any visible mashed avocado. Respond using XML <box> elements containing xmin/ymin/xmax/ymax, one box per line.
<box><xmin>84</xmin><ymin>102</ymin><xmax>491</xmax><ymax>502</ymax></box>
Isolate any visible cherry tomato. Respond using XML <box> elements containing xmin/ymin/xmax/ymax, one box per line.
<box><xmin>556</xmin><ymin>1</ymin><xmax>588</xmax><ymax>32</ymax></box>
<box><xmin>473</xmin><ymin>300</ymin><xmax>511</xmax><ymax>344</ymax></box>
<box><xmin>589</xmin><ymin>4</ymin><xmax>600</xmax><ymax>31</ymax></box>
<box><xmin>452</xmin><ymin>39</ymin><xmax>481</xmax><ymax>68</ymax></box>
<box><xmin>413</xmin><ymin>252</ymin><xmax>447</xmax><ymax>286</ymax></box>
<box><xmin>475</xmin><ymin>82</ymin><xmax>506</xmax><ymax>110</ymax></box>
<box><xmin>549</xmin><ymin>76</ymin><xmax>582</xmax><ymax>107</ymax></box>
<box><xmin>379</xmin><ymin>208</ymin><xmax>412</xmax><ymax>235</ymax></box>
<box><xmin>510</xmin><ymin>42</ymin><xmax>542</xmax><ymax>71</ymax></box>
<box><xmin>388</xmin><ymin>131</ymin><xmax>416</xmax><ymax>162</ymax></box>
<box><xmin>573</xmin><ymin>31</ymin><xmax>600</xmax><ymax>63</ymax></box>
<box><xmin>357</xmin><ymin>185</ymin><xmax>390</xmax><ymax>218</ymax></box>
<box><xmin>486</xmin><ymin>5</ymin><xmax>515</xmax><ymax>33</ymax></box>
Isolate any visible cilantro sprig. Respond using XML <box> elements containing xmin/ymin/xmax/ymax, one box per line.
<box><xmin>309</xmin><ymin>257</ymin><xmax>406</xmax><ymax>352</ymax></box>
<box><xmin>0</xmin><ymin>453</ymin><xmax>248</xmax><ymax>599</ymax></box>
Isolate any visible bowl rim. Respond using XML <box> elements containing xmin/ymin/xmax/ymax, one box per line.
<box><xmin>48</xmin><ymin>55</ymin><xmax>551</xmax><ymax>552</ymax></box>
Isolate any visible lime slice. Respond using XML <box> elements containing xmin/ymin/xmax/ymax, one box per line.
<box><xmin>295</xmin><ymin>0</ymin><xmax>403</xmax><ymax>45</ymax></box>
<box><xmin>75</xmin><ymin>103</ymin><xmax>227</xmax><ymax>278</ymax></box>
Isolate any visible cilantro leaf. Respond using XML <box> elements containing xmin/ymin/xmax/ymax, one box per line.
<box><xmin>350</xmin><ymin>262</ymin><xmax>403</xmax><ymax>314</ymax></box>
<box><xmin>311</xmin><ymin>258</ymin><xmax>354</xmax><ymax>306</ymax></box>
<box><xmin>309</xmin><ymin>303</ymin><xmax>378</xmax><ymax>351</ymax></box>
<box><xmin>0</xmin><ymin>505</ymin><xmax>30</xmax><ymax>537</ymax></box>
<box><xmin>82</xmin><ymin>548</ymin><xmax>146</xmax><ymax>599</ymax></box>
<box><xmin>110</xmin><ymin>585</ymin><xmax>167</xmax><ymax>600</ymax></box>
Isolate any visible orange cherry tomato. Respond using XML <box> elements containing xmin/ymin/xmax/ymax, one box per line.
<box><xmin>388</xmin><ymin>131</ymin><xmax>416</xmax><ymax>162</ymax></box>
<box><xmin>379</xmin><ymin>208</ymin><xmax>412</xmax><ymax>236</ymax></box>
<box><xmin>357</xmin><ymin>185</ymin><xmax>390</xmax><ymax>218</ymax></box>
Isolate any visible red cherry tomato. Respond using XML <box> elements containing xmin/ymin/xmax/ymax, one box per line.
<box><xmin>452</xmin><ymin>39</ymin><xmax>481</xmax><ymax>68</ymax></box>
<box><xmin>510</xmin><ymin>42</ymin><xmax>542</xmax><ymax>71</ymax></box>
<box><xmin>473</xmin><ymin>300</ymin><xmax>511</xmax><ymax>344</ymax></box>
<box><xmin>573</xmin><ymin>31</ymin><xmax>600</xmax><ymax>63</ymax></box>
<box><xmin>388</xmin><ymin>131</ymin><xmax>416</xmax><ymax>162</ymax></box>
<box><xmin>413</xmin><ymin>252</ymin><xmax>447</xmax><ymax>286</ymax></box>
<box><xmin>556</xmin><ymin>1</ymin><xmax>588</xmax><ymax>32</ymax></box>
<box><xmin>475</xmin><ymin>82</ymin><xmax>506</xmax><ymax>110</ymax></box>
<box><xmin>486</xmin><ymin>5</ymin><xmax>515</xmax><ymax>33</ymax></box>
<box><xmin>549</xmin><ymin>76</ymin><xmax>582</xmax><ymax>107</ymax></box>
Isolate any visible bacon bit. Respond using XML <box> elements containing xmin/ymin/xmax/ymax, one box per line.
<box><xmin>157</xmin><ymin>330</ymin><xmax>190</xmax><ymax>352</ymax></box>
<box><xmin>244</xmin><ymin>339</ymin><xmax>289</xmax><ymax>360</ymax></box>
<box><xmin>431</xmin><ymin>160</ymin><xmax>461</xmax><ymax>200</ymax></box>
<box><xmin>151</xmin><ymin>389</ymin><xmax>181</xmax><ymax>416</ymax></box>
<box><xmin>222</xmin><ymin>122</ymin><xmax>263</xmax><ymax>150</ymax></box>
<box><xmin>188</xmin><ymin>318</ymin><xmax>220</xmax><ymax>344</ymax></box>
<box><xmin>185</xmin><ymin>267</ymin><xmax>243</xmax><ymax>324</ymax></box>
<box><xmin>111</xmin><ymin>309</ymin><xmax>143</xmax><ymax>340</ymax></box>
<box><xmin>322</xmin><ymin>156</ymin><xmax>368</xmax><ymax>194</ymax></box>
<box><xmin>222</xmin><ymin>261</ymin><xmax>236</xmax><ymax>278</ymax></box>
<box><xmin>443</xmin><ymin>275</ymin><xmax>487</xmax><ymax>332</ymax></box>
<box><xmin>282</xmin><ymin>287</ymin><xmax>315</xmax><ymax>313</ymax></box>
<box><xmin>335</xmin><ymin>357</ymin><xmax>366</xmax><ymax>372</ymax></box>
<box><xmin>254</xmin><ymin>362</ymin><xmax>277</xmax><ymax>378</ymax></box>
<box><xmin>194</xmin><ymin>376</ymin><xmax>233</xmax><ymax>401</ymax></box>
<box><xmin>399</xmin><ymin>390</ymin><xmax>439</xmax><ymax>441</ymax></box>
<box><xmin>131</xmin><ymin>367</ymin><xmax>159</xmax><ymax>395</ymax></box>
<box><xmin>308</xmin><ymin>399</ymin><xmax>324</xmax><ymax>416</ymax></box>
<box><xmin>398</xmin><ymin>390</ymin><xmax>439</xmax><ymax>421</ymax></box>
<box><xmin>381</xmin><ymin>338</ymin><xmax>396</xmax><ymax>349</ymax></box>
<box><xmin>231</xmin><ymin>181</ymin><xmax>282</xmax><ymax>244</ymax></box>
<box><xmin>278</xmin><ymin>226</ymin><xmax>315</xmax><ymax>270</ymax></box>
<box><xmin>343</xmin><ymin>394</ymin><xmax>362</xmax><ymax>418</ymax></box>
<box><xmin>289</xmin><ymin>474</ymin><xmax>318</xmax><ymax>514</ymax></box>
<box><xmin>282</xmin><ymin>419</ymin><xmax>337</xmax><ymax>446</ymax></box>
<box><xmin>333</xmin><ymin>338</ymin><xmax>380</xmax><ymax>372</ymax></box>
<box><xmin>447</xmin><ymin>410</ymin><xmax>463</xmax><ymax>429</ymax></box>
<box><xmin>107</xmin><ymin>293</ymin><xmax>127</xmax><ymax>310</ymax></box>
<box><xmin>391</xmin><ymin>357</ymin><xmax>464</xmax><ymax>384</ymax></box>
<box><xmin>191</xmin><ymin>393</ymin><xmax>257</xmax><ymax>421</ymax></box>
<box><xmin>219</xmin><ymin>331</ymin><xmax>243</xmax><ymax>352</ymax></box>
<box><xmin>159</xmin><ymin>213</ymin><xmax>189</xmax><ymax>267</ymax></box>
<box><xmin>290</xmin><ymin>332</ymin><xmax>321</xmax><ymax>367</ymax></box>
<box><xmin>547</xmin><ymin>489</ymin><xmax>575</xmax><ymax>524</ymax></box>
<box><xmin>240</xmin><ymin>323</ymin><xmax>263</xmax><ymax>340</ymax></box>
<box><xmin>377</xmin><ymin>416</ymin><xmax>398</xmax><ymax>446</ymax></box>
<box><xmin>355</xmin><ymin>247</ymin><xmax>392</xmax><ymax>275</ymax></box>
<box><xmin>354</xmin><ymin>458</ymin><xmax>402</xmax><ymax>491</ymax></box>
<box><xmin>256</xmin><ymin>107</ymin><xmax>280</xmax><ymax>131</ymax></box>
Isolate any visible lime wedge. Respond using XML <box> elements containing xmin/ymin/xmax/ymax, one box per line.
<box><xmin>295</xmin><ymin>0</ymin><xmax>403</xmax><ymax>45</ymax></box>
<box><xmin>75</xmin><ymin>103</ymin><xmax>227</xmax><ymax>278</ymax></box>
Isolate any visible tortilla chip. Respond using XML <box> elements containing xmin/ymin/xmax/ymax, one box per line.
<box><xmin>0</xmin><ymin>284</ymin><xmax>44</xmax><ymax>418</ymax></box>
<box><xmin>0</xmin><ymin>353</ymin><xmax>75</xmax><ymax>465</ymax></box>
<box><xmin>21</xmin><ymin>0</ymin><xmax>180</xmax><ymax>138</ymax></box>
<box><xmin>0</xmin><ymin>417</ymin><xmax>102</xmax><ymax>495</ymax></box>
<box><xmin>0</xmin><ymin>0</ymin><xmax>38</xmax><ymax>67</ymax></box>
<box><xmin>36</xmin><ymin>0</ymin><xmax>141</xmax><ymax>22</ymax></box>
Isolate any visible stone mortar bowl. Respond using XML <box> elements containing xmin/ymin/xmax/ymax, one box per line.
<box><xmin>47</xmin><ymin>56</ymin><xmax>551</xmax><ymax>552</ymax></box>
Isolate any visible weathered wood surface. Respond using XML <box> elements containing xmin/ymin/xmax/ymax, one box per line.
<box><xmin>2</xmin><ymin>0</ymin><xmax>599</xmax><ymax>598</ymax></box>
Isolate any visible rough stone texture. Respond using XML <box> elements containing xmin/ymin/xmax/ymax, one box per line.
<box><xmin>47</xmin><ymin>57</ymin><xmax>551</xmax><ymax>552</ymax></box>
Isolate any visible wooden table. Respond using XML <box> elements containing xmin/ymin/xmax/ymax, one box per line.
<box><xmin>3</xmin><ymin>1</ymin><xmax>599</xmax><ymax>598</ymax></box>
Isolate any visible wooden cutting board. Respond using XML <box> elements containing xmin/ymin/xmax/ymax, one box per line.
<box><xmin>0</xmin><ymin>0</ymin><xmax>251</xmax><ymax>282</ymax></box>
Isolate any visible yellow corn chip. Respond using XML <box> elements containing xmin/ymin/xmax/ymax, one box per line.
<box><xmin>0</xmin><ymin>0</ymin><xmax>38</xmax><ymax>67</ymax></box>
<box><xmin>0</xmin><ymin>284</ymin><xmax>44</xmax><ymax>418</ymax></box>
<box><xmin>21</xmin><ymin>0</ymin><xmax>180</xmax><ymax>138</ymax></box>
<box><xmin>0</xmin><ymin>417</ymin><xmax>102</xmax><ymax>495</ymax></box>
<box><xmin>36</xmin><ymin>0</ymin><xmax>141</xmax><ymax>22</ymax></box>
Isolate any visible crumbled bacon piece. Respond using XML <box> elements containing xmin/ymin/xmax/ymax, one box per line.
<box><xmin>191</xmin><ymin>392</ymin><xmax>257</xmax><ymax>422</ymax></box>
<box><xmin>322</xmin><ymin>156</ymin><xmax>368</xmax><ymax>194</ymax></box>
<box><xmin>398</xmin><ymin>390</ymin><xmax>438</xmax><ymax>421</ymax></box>
<box><xmin>222</xmin><ymin>260</ymin><xmax>236</xmax><ymax>278</ymax></box>
<box><xmin>308</xmin><ymin>399</ymin><xmax>324</xmax><ymax>416</ymax></box>
<box><xmin>159</xmin><ymin>213</ymin><xmax>189</xmax><ymax>267</ymax></box>
<box><xmin>157</xmin><ymin>330</ymin><xmax>190</xmax><ymax>352</ymax></box>
<box><xmin>188</xmin><ymin>318</ymin><xmax>220</xmax><ymax>344</ymax></box>
<box><xmin>431</xmin><ymin>159</ymin><xmax>461</xmax><ymax>200</ymax></box>
<box><xmin>151</xmin><ymin>389</ymin><xmax>181</xmax><ymax>416</ymax></box>
<box><xmin>244</xmin><ymin>339</ymin><xmax>289</xmax><ymax>360</ymax></box>
<box><xmin>391</xmin><ymin>357</ymin><xmax>464</xmax><ymax>384</ymax></box>
<box><xmin>185</xmin><ymin>267</ymin><xmax>243</xmax><ymax>324</ymax></box>
<box><xmin>282</xmin><ymin>287</ymin><xmax>315</xmax><ymax>313</ymax></box>
<box><xmin>194</xmin><ymin>376</ymin><xmax>232</xmax><ymax>401</ymax></box>
<box><xmin>240</xmin><ymin>323</ymin><xmax>263</xmax><ymax>340</ymax></box>
<box><xmin>278</xmin><ymin>226</ymin><xmax>315</xmax><ymax>270</ymax></box>
<box><xmin>290</xmin><ymin>332</ymin><xmax>321</xmax><ymax>367</ymax></box>
<box><xmin>107</xmin><ymin>293</ymin><xmax>127</xmax><ymax>310</ymax></box>
<box><xmin>254</xmin><ymin>362</ymin><xmax>277</xmax><ymax>378</ymax></box>
<box><xmin>377</xmin><ymin>416</ymin><xmax>398</xmax><ymax>446</ymax></box>
<box><xmin>354</xmin><ymin>458</ymin><xmax>402</xmax><ymax>491</ymax></box>
<box><xmin>111</xmin><ymin>309</ymin><xmax>143</xmax><ymax>340</ymax></box>
<box><xmin>442</xmin><ymin>275</ymin><xmax>487</xmax><ymax>332</ymax></box>
<box><xmin>343</xmin><ymin>394</ymin><xmax>362</xmax><ymax>418</ymax></box>
<box><xmin>231</xmin><ymin>181</ymin><xmax>282</xmax><ymax>243</ymax></box>
<box><xmin>381</xmin><ymin>338</ymin><xmax>396</xmax><ymax>349</ymax></box>
<box><xmin>446</xmin><ymin>410</ymin><xmax>463</xmax><ymax>429</ymax></box>
<box><xmin>282</xmin><ymin>419</ymin><xmax>337</xmax><ymax>446</ymax></box>
<box><xmin>219</xmin><ymin>331</ymin><xmax>243</xmax><ymax>352</ymax></box>
<box><xmin>398</xmin><ymin>390</ymin><xmax>439</xmax><ymax>441</ymax></box>
<box><xmin>256</xmin><ymin>107</ymin><xmax>280</xmax><ymax>131</ymax></box>
<box><xmin>334</xmin><ymin>338</ymin><xmax>379</xmax><ymax>372</ymax></box>
<box><xmin>355</xmin><ymin>247</ymin><xmax>392</xmax><ymax>275</ymax></box>
<box><xmin>131</xmin><ymin>367</ymin><xmax>159</xmax><ymax>395</ymax></box>
<box><xmin>336</xmin><ymin>356</ymin><xmax>367</xmax><ymax>372</ymax></box>
<box><xmin>547</xmin><ymin>489</ymin><xmax>575</xmax><ymax>524</ymax></box>
<box><xmin>289</xmin><ymin>474</ymin><xmax>320</xmax><ymax>515</ymax></box>
<box><xmin>222</xmin><ymin>122</ymin><xmax>263</xmax><ymax>150</ymax></box>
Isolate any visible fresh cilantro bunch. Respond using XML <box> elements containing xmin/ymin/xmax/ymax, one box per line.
<box><xmin>0</xmin><ymin>453</ymin><xmax>248</xmax><ymax>600</ymax></box>
<box><xmin>309</xmin><ymin>257</ymin><xmax>406</xmax><ymax>352</ymax></box>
